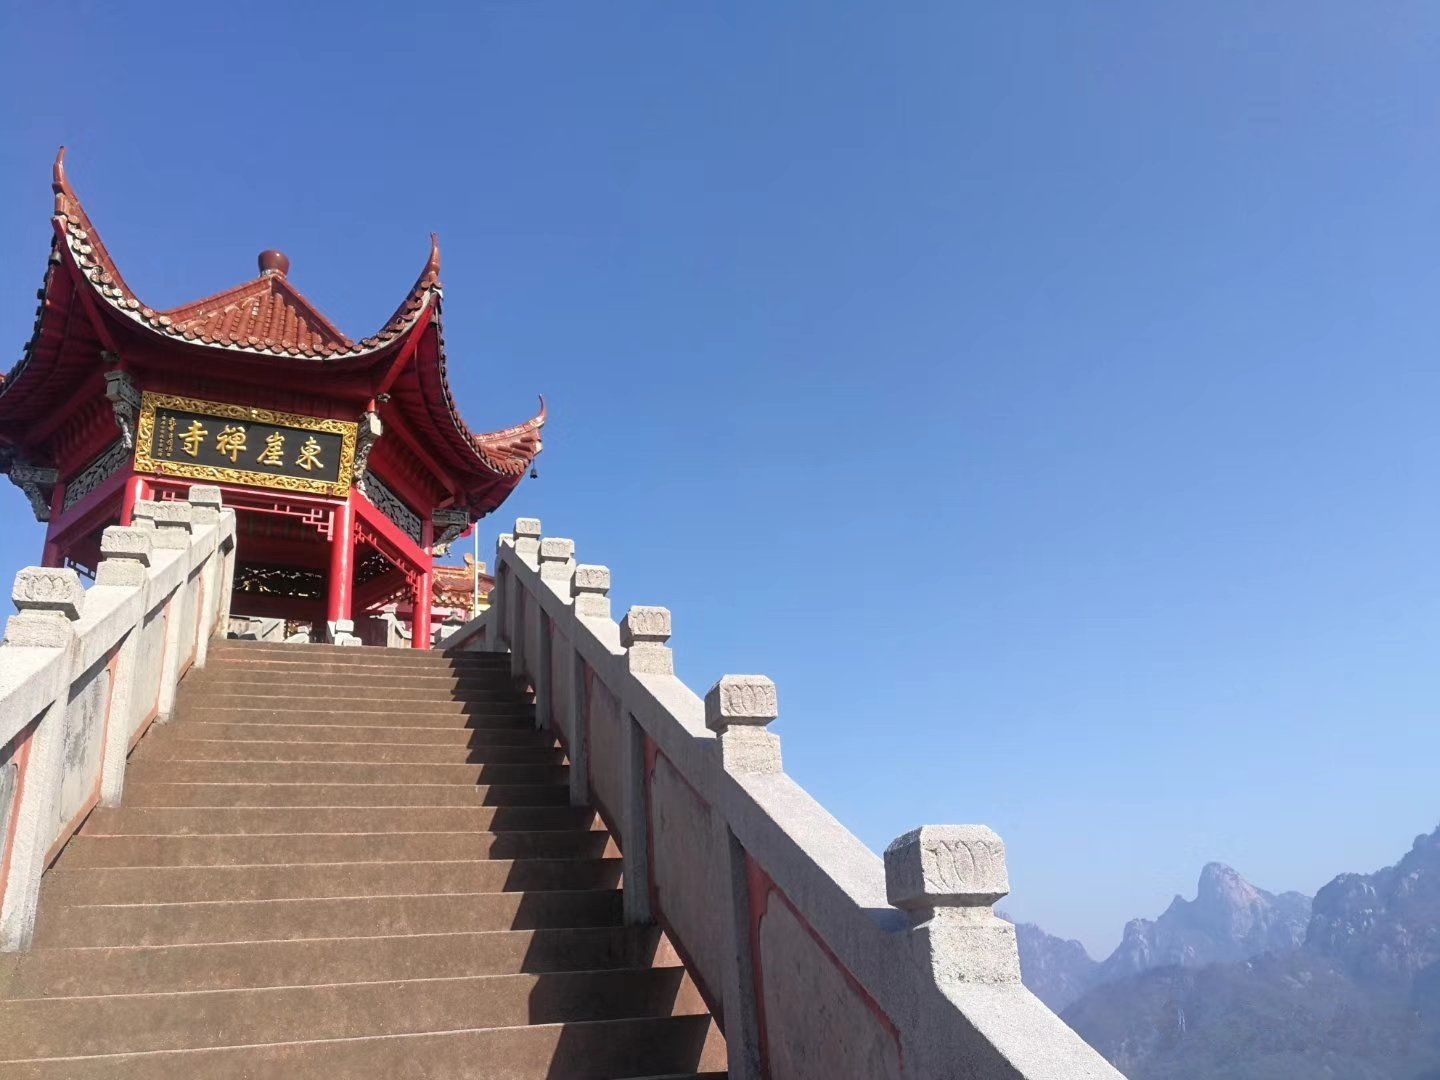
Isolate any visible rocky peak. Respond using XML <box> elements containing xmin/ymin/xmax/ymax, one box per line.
<box><xmin>1099</xmin><ymin>863</ymin><xmax>1310</xmax><ymax>981</ymax></box>
<box><xmin>1306</xmin><ymin>824</ymin><xmax>1440</xmax><ymax>984</ymax></box>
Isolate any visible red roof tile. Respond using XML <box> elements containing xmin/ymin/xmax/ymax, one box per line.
<box><xmin>49</xmin><ymin>147</ymin><xmax>441</xmax><ymax>362</ymax></box>
<box><xmin>162</xmin><ymin>273</ymin><xmax>353</xmax><ymax>355</ymax></box>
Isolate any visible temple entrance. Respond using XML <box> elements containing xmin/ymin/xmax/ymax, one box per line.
<box><xmin>0</xmin><ymin>151</ymin><xmax>543</xmax><ymax>649</ymax></box>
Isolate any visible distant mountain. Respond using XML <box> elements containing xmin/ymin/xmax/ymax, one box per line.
<box><xmin>1099</xmin><ymin>863</ymin><xmax>1311</xmax><ymax>982</ymax></box>
<box><xmin>1308</xmin><ymin>829</ymin><xmax>1440</xmax><ymax>987</ymax></box>
<box><xmin>1057</xmin><ymin>825</ymin><xmax>1440</xmax><ymax>1080</ymax></box>
<box><xmin>1009</xmin><ymin>919</ymin><xmax>1102</xmax><ymax>1012</ymax></box>
<box><xmin>1011</xmin><ymin>862</ymin><xmax>1310</xmax><ymax>1012</ymax></box>
<box><xmin>1063</xmin><ymin>950</ymin><xmax>1432</xmax><ymax>1080</ymax></box>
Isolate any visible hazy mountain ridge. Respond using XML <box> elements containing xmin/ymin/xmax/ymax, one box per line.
<box><xmin>1308</xmin><ymin>828</ymin><xmax>1440</xmax><ymax>986</ymax></box>
<box><xmin>1100</xmin><ymin>862</ymin><xmax>1311</xmax><ymax>982</ymax></box>
<box><xmin>1010</xmin><ymin>860</ymin><xmax>1310</xmax><ymax>1013</ymax></box>
<box><xmin>1040</xmin><ymin>824</ymin><xmax>1440</xmax><ymax>1079</ymax></box>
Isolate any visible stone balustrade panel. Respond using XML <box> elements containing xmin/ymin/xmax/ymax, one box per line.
<box><xmin>130</xmin><ymin>609</ymin><xmax>168</xmax><ymax>739</ymax></box>
<box><xmin>585</xmin><ymin>671</ymin><xmax>625</xmax><ymax>832</ymax></box>
<box><xmin>482</xmin><ymin>517</ymin><xmax>1122</xmax><ymax>1080</ymax></box>
<box><xmin>0</xmin><ymin>486</ymin><xmax>236</xmax><ymax>952</ymax></box>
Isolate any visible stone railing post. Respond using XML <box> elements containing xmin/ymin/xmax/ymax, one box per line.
<box><xmin>537</xmin><ymin>537</ymin><xmax>576</xmax><ymax>590</ymax></box>
<box><xmin>572</xmin><ymin>565</ymin><xmax>611</xmax><ymax>621</ymax></box>
<box><xmin>512</xmin><ymin>518</ymin><xmax>541</xmax><ymax>564</ymax></box>
<box><xmin>621</xmin><ymin>606</ymin><xmax>673</xmax><ymax>675</ymax></box>
<box><xmin>534</xmin><ymin>538</ymin><xmax>575</xmax><ymax>732</ymax></box>
<box><xmin>510</xmin><ymin>518</ymin><xmax>541</xmax><ymax>681</ymax></box>
<box><xmin>617</xmin><ymin>606</ymin><xmax>673</xmax><ymax>925</ymax></box>
<box><xmin>133</xmin><ymin>498</ymin><xmax>194</xmax><ymax>550</ymax></box>
<box><xmin>4</xmin><ymin>569</ymin><xmax>84</xmax><ymax>648</ymax></box>
<box><xmin>492</xmin><ymin>534</ymin><xmax>513</xmax><ymax>649</ymax></box>
<box><xmin>884</xmin><ymin>825</ymin><xmax>1022</xmax><ymax>989</ymax></box>
<box><xmin>703</xmin><ymin>675</ymin><xmax>782</xmax><ymax>1080</ymax></box>
<box><xmin>94</xmin><ymin>526</ymin><xmax>154</xmax><ymax>807</ymax></box>
<box><xmin>187</xmin><ymin>486</ymin><xmax>223</xmax><ymax>667</ymax></box>
<box><xmin>0</xmin><ymin>568</ymin><xmax>83</xmax><ymax>951</ymax></box>
<box><xmin>215</xmin><ymin>509</ymin><xmax>237</xmax><ymax>634</ymax></box>
<box><xmin>134</xmin><ymin>499</ymin><xmax>194</xmax><ymax>721</ymax></box>
<box><xmin>705</xmin><ymin>674</ymin><xmax>782</xmax><ymax>776</ymax></box>
<box><xmin>565</xmin><ymin>565</ymin><xmax>610</xmax><ymax>807</ymax></box>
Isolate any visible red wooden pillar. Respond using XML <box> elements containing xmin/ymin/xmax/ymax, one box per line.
<box><xmin>39</xmin><ymin>483</ymin><xmax>64</xmax><ymax>567</ymax></box>
<box><xmin>119</xmin><ymin>473</ymin><xmax>149</xmax><ymax>526</ymax></box>
<box><xmin>40</xmin><ymin>483</ymin><xmax>66</xmax><ymax>567</ymax></box>
<box><xmin>412</xmin><ymin>570</ymin><xmax>433</xmax><ymax>650</ymax></box>
<box><xmin>412</xmin><ymin>517</ymin><xmax>434</xmax><ymax>650</ymax></box>
<box><xmin>327</xmin><ymin>497</ymin><xmax>355</xmax><ymax>633</ymax></box>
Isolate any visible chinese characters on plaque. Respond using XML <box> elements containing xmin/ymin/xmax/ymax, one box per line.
<box><xmin>135</xmin><ymin>393</ymin><xmax>357</xmax><ymax>497</ymax></box>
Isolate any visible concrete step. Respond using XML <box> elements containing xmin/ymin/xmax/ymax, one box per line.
<box><xmin>35</xmin><ymin>888</ymin><xmax>626</xmax><ymax>947</ymax></box>
<box><xmin>0</xmin><ymin>926</ymin><xmax>674</xmax><ymax>997</ymax></box>
<box><xmin>0</xmin><ymin>1014</ymin><xmax>726</xmax><ymax>1079</ymax></box>
<box><xmin>210</xmin><ymin>643</ymin><xmax>512</xmax><ymax>669</ymax></box>
<box><xmin>211</xmin><ymin>648</ymin><xmax>512</xmax><ymax>664</ymax></box>
<box><xmin>185</xmin><ymin>679</ymin><xmax>529</xmax><ymax>705</ymax></box>
<box><xmin>0</xmin><ymin>967</ymin><xmax>705</xmax><ymax>1059</ymax></box>
<box><xmin>125</xmin><ymin>758</ymin><xmax>568</xmax><ymax>787</ymax></box>
<box><xmin>161</xmin><ymin>720</ymin><xmax>545</xmax><ymax>745</ymax></box>
<box><xmin>83</xmin><ymin>804</ymin><xmax>599</xmax><ymax>836</ymax></box>
<box><xmin>122</xmin><ymin>781</ymin><xmax>572</xmax><ymax>808</ymax></box>
<box><xmin>44</xmin><ymin>857</ymin><xmax>624</xmax><ymax>904</ymax></box>
<box><xmin>141</xmin><ymin>735</ymin><xmax>563</xmax><ymax>766</ymax></box>
<box><xmin>193</xmin><ymin>668</ymin><xmax>521</xmax><ymax>690</ymax></box>
<box><xmin>176</xmin><ymin>700</ymin><xmax>537</xmax><ymax>721</ymax></box>
<box><xmin>3</xmin><ymin>642</ymin><xmax>724</xmax><ymax>1077</ymax></box>
<box><xmin>163</xmin><ymin>722</ymin><xmax>541</xmax><ymax>748</ymax></box>
<box><xmin>59</xmin><ymin>830</ymin><xmax>617</xmax><ymax>868</ymax></box>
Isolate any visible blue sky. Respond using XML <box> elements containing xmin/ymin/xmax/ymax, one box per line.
<box><xmin>3</xmin><ymin>3</ymin><xmax>1438</xmax><ymax>955</ymax></box>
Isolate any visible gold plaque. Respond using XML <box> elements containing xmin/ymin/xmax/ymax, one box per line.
<box><xmin>134</xmin><ymin>392</ymin><xmax>357</xmax><ymax>498</ymax></box>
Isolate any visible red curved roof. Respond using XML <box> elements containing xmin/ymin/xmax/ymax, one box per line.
<box><xmin>48</xmin><ymin>148</ymin><xmax>442</xmax><ymax>362</ymax></box>
<box><xmin>2</xmin><ymin>149</ymin><xmax>544</xmax><ymax>517</ymax></box>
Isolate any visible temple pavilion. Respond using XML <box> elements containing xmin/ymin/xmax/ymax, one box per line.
<box><xmin>0</xmin><ymin>150</ymin><xmax>543</xmax><ymax>648</ymax></box>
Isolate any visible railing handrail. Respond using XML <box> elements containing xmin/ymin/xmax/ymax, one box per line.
<box><xmin>473</xmin><ymin>516</ymin><xmax>1119</xmax><ymax>1080</ymax></box>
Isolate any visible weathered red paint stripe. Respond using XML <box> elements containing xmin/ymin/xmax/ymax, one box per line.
<box><xmin>745</xmin><ymin>854</ymin><xmax>903</xmax><ymax>1074</ymax></box>
<box><xmin>0</xmin><ymin>718</ymin><xmax>41</xmax><ymax>917</ymax></box>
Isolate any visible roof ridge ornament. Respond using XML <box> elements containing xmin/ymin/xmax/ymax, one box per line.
<box><xmin>258</xmin><ymin>250</ymin><xmax>290</xmax><ymax>277</ymax></box>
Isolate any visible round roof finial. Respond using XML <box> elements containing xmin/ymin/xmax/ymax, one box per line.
<box><xmin>258</xmin><ymin>250</ymin><xmax>290</xmax><ymax>277</ymax></box>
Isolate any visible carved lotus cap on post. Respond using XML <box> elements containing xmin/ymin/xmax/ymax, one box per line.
<box><xmin>621</xmin><ymin>606</ymin><xmax>673</xmax><ymax>675</ymax></box>
<box><xmin>538</xmin><ymin>538</ymin><xmax>576</xmax><ymax>588</ymax></box>
<box><xmin>187</xmin><ymin>485</ymin><xmax>223</xmax><ymax>523</ymax></box>
<box><xmin>100</xmin><ymin>526</ymin><xmax>154</xmax><ymax>564</ymax></box>
<box><xmin>96</xmin><ymin>526</ymin><xmax>155</xmax><ymax>587</ymax></box>
<box><xmin>620</xmin><ymin>606</ymin><xmax>671</xmax><ymax>646</ymax></box>
<box><xmin>11</xmin><ymin>567</ymin><xmax>85</xmax><ymax>620</ymax></box>
<box><xmin>135</xmin><ymin>499</ymin><xmax>195</xmax><ymax>549</ymax></box>
<box><xmin>133</xmin><ymin>498</ymin><xmax>191</xmax><ymax>523</ymax></box>
<box><xmin>572</xmin><ymin>565</ymin><xmax>610</xmax><ymax>595</ymax></box>
<box><xmin>884</xmin><ymin>825</ymin><xmax>1011</xmax><ymax>914</ymax></box>
<box><xmin>704</xmin><ymin>675</ymin><xmax>778</xmax><ymax>733</ymax></box>
<box><xmin>512</xmin><ymin>518</ymin><xmax>541</xmax><ymax>560</ymax></box>
<box><xmin>571</xmin><ymin>564</ymin><xmax>611</xmax><ymax>619</ymax></box>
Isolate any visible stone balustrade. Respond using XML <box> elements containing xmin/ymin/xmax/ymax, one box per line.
<box><xmin>447</xmin><ymin>517</ymin><xmax>1121</xmax><ymax>1080</ymax></box>
<box><xmin>0</xmin><ymin>485</ymin><xmax>235</xmax><ymax>951</ymax></box>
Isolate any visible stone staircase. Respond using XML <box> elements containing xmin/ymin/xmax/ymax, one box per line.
<box><xmin>0</xmin><ymin>640</ymin><xmax>726</xmax><ymax>1078</ymax></box>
